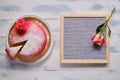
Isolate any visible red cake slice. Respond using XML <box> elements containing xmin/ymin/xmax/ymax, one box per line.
<box><xmin>5</xmin><ymin>45</ymin><xmax>22</xmax><ymax>60</ymax></box>
<box><xmin>6</xmin><ymin>18</ymin><xmax>48</xmax><ymax>63</ymax></box>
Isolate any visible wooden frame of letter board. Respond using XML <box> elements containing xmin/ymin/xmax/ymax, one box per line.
<box><xmin>60</xmin><ymin>14</ymin><xmax>110</xmax><ymax>64</ymax></box>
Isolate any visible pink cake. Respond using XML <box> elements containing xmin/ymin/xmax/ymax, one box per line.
<box><xmin>6</xmin><ymin>45</ymin><xmax>22</xmax><ymax>60</ymax></box>
<box><xmin>5</xmin><ymin>18</ymin><xmax>49</xmax><ymax>63</ymax></box>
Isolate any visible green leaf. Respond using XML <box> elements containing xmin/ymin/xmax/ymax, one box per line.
<box><xmin>107</xmin><ymin>25</ymin><xmax>111</xmax><ymax>37</ymax></box>
<box><xmin>108</xmin><ymin>29</ymin><xmax>111</xmax><ymax>37</ymax></box>
<box><xmin>96</xmin><ymin>23</ymin><xmax>104</xmax><ymax>33</ymax></box>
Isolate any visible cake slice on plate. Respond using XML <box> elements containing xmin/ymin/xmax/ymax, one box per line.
<box><xmin>5</xmin><ymin>45</ymin><xmax>22</xmax><ymax>60</ymax></box>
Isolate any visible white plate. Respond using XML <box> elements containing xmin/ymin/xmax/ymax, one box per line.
<box><xmin>6</xmin><ymin>15</ymin><xmax>54</xmax><ymax>64</ymax></box>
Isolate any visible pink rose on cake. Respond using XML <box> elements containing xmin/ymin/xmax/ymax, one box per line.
<box><xmin>15</xmin><ymin>19</ymin><xmax>28</xmax><ymax>35</ymax></box>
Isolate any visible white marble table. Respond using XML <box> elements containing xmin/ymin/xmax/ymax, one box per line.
<box><xmin>0</xmin><ymin>0</ymin><xmax>120</xmax><ymax>80</ymax></box>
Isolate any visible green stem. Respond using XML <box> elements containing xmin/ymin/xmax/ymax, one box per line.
<box><xmin>107</xmin><ymin>7</ymin><xmax>115</xmax><ymax>21</ymax></box>
<box><xmin>100</xmin><ymin>22</ymin><xmax>107</xmax><ymax>33</ymax></box>
<box><xmin>100</xmin><ymin>7</ymin><xmax>115</xmax><ymax>33</ymax></box>
<box><xmin>106</xmin><ymin>24</ymin><xmax>110</xmax><ymax>30</ymax></box>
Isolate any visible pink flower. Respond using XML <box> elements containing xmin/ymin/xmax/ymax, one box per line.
<box><xmin>15</xmin><ymin>19</ymin><xmax>28</xmax><ymax>35</ymax></box>
<box><xmin>91</xmin><ymin>34</ymin><xmax>105</xmax><ymax>46</ymax></box>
